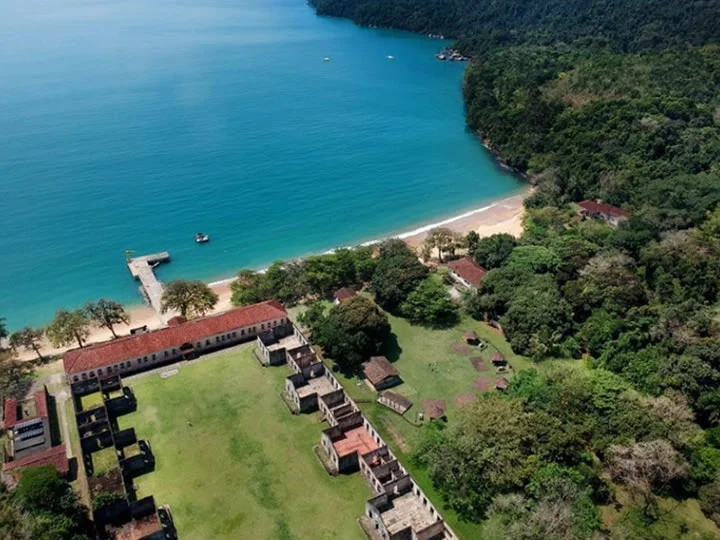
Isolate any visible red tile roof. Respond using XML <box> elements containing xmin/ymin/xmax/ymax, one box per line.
<box><xmin>447</xmin><ymin>257</ymin><xmax>487</xmax><ymax>287</ymax></box>
<box><xmin>333</xmin><ymin>426</ymin><xmax>379</xmax><ymax>458</ymax></box>
<box><xmin>422</xmin><ymin>399</ymin><xmax>447</xmax><ymax>420</ymax></box>
<box><xmin>2</xmin><ymin>444</ymin><xmax>69</xmax><ymax>475</ymax></box>
<box><xmin>64</xmin><ymin>301</ymin><xmax>287</xmax><ymax>375</ymax></box>
<box><xmin>3</xmin><ymin>390</ymin><xmax>49</xmax><ymax>429</ymax></box>
<box><xmin>334</xmin><ymin>287</ymin><xmax>357</xmax><ymax>301</ymax></box>
<box><xmin>362</xmin><ymin>356</ymin><xmax>400</xmax><ymax>386</ymax></box>
<box><xmin>577</xmin><ymin>200</ymin><xmax>630</xmax><ymax>218</ymax></box>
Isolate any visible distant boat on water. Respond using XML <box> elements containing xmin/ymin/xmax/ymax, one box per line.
<box><xmin>323</xmin><ymin>56</ymin><xmax>330</xmax><ymax>62</ymax></box>
<box><xmin>195</xmin><ymin>232</ymin><xmax>210</xmax><ymax>243</ymax></box>
<box><xmin>387</xmin><ymin>55</ymin><xmax>394</xmax><ymax>60</ymax></box>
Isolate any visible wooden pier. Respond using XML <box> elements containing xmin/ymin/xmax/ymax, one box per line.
<box><xmin>126</xmin><ymin>251</ymin><xmax>172</xmax><ymax>324</ymax></box>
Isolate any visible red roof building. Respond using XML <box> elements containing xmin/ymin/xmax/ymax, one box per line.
<box><xmin>2</xmin><ymin>444</ymin><xmax>69</xmax><ymax>485</ymax></box>
<box><xmin>447</xmin><ymin>257</ymin><xmax>487</xmax><ymax>288</ymax></box>
<box><xmin>64</xmin><ymin>301</ymin><xmax>288</xmax><ymax>382</ymax></box>
<box><xmin>577</xmin><ymin>200</ymin><xmax>630</xmax><ymax>226</ymax></box>
<box><xmin>3</xmin><ymin>389</ymin><xmax>49</xmax><ymax>430</ymax></box>
<box><xmin>334</xmin><ymin>287</ymin><xmax>357</xmax><ymax>304</ymax></box>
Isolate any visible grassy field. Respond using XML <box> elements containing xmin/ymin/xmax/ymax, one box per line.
<box><xmin>117</xmin><ymin>346</ymin><xmax>370</xmax><ymax>540</ymax></box>
<box><xmin>331</xmin><ymin>312</ymin><xmax>532</xmax><ymax>539</ymax></box>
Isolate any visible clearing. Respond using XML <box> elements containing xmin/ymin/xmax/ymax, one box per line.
<box><xmin>116</xmin><ymin>347</ymin><xmax>369</xmax><ymax>540</ymax></box>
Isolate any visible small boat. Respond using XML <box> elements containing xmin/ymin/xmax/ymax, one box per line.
<box><xmin>323</xmin><ymin>56</ymin><xmax>330</xmax><ymax>62</ymax></box>
<box><xmin>195</xmin><ymin>232</ymin><xmax>210</xmax><ymax>243</ymax></box>
<box><xmin>387</xmin><ymin>55</ymin><xmax>394</xmax><ymax>60</ymax></box>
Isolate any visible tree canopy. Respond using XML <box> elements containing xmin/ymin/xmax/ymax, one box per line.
<box><xmin>309</xmin><ymin>295</ymin><xmax>391</xmax><ymax>373</ymax></box>
<box><xmin>46</xmin><ymin>309</ymin><xmax>91</xmax><ymax>349</ymax></box>
<box><xmin>161</xmin><ymin>280</ymin><xmax>219</xmax><ymax>319</ymax></box>
<box><xmin>84</xmin><ymin>299</ymin><xmax>129</xmax><ymax>338</ymax></box>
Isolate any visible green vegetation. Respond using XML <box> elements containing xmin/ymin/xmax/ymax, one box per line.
<box><xmin>46</xmin><ymin>309</ymin><xmax>91</xmax><ymax>349</ymax></box>
<box><xmin>116</xmin><ymin>347</ymin><xmax>370</xmax><ymax>539</ymax></box>
<box><xmin>160</xmin><ymin>279</ymin><xmax>218</xmax><ymax>319</ymax></box>
<box><xmin>8</xmin><ymin>327</ymin><xmax>45</xmax><ymax>361</ymax></box>
<box><xmin>401</xmin><ymin>275</ymin><xmax>459</xmax><ymax>327</ymax></box>
<box><xmin>309</xmin><ymin>295</ymin><xmax>391</xmax><ymax>374</ymax></box>
<box><xmin>84</xmin><ymin>299</ymin><xmax>129</xmax><ymax>338</ymax></box>
<box><xmin>79</xmin><ymin>391</ymin><xmax>103</xmax><ymax>411</ymax></box>
<box><xmin>306</xmin><ymin>1</ymin><xmax>720</xmax><ymax>535</ymax></box>
<box><xmin>231</xmin><ymin>247</ymin><xmax>376</xmax><ymax>306</ymax></box>
<box><xmin>1</xmin><ymin>465</ymin><xmax>91</xmax><ymax>539</ymax></box>
<box><xmin>91</xmin><ymin>447</ymin><xmax>119</xmax><ymax>478</ymax></box>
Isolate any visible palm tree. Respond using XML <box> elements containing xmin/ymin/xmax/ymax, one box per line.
<box><xmin>9</xmin><ymin>327</ymin><xmax>45</xmax><ymax>361</ymax></box>
<box><xmin>85</xmin><ymin>299</ymin><xmax>129</xmax><ymax>338</ymax></box>
<box><xmin>161</xmin><ymin>280</ymin><xmax>218</xmax><ymax>319</ymax></box>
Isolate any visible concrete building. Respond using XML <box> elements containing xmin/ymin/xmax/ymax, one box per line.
<box><xmin>64</xmin><ymin>300</ymin><xmax>288</xmax><ymax>392</ymax></box>
<box><xmin>365</xmin><ymin>482</ymin><xmax>448</xmax><ymax>540</ymax></box>
<box><xmin>362</xmin><ymin>356</ymin><xmax>401</xmax><ymax>392</ymax></box>
<box><xmin>320</xmin><ymin>412</ymin><xmax>381</xmax><ymax>474</ymax></box>
<box><xmin>284</xmin><ymin>366</ymin><xmax>337</xmax><ymax>413</ymax></box>
<box><xmin>447</xmin><ymin>256</ymin><xmax>487</xmax><ymax>289</ymax></box>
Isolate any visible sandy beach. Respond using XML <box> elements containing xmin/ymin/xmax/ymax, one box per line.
<box><xmin>16</xmin><ymin>188</ymin><xmax>529</xmax><ymax>361</ymax></box>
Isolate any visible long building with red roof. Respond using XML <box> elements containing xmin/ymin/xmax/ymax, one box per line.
<box><xmin>64</xmin><ymin>300</ymin><xmax>288</xmax><ymax>390</ymax></box>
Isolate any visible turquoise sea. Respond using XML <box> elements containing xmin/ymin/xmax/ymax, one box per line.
<box><xmin>0</xmin><ymin>0</ymin><xmax>523</xmax><ymax>329</ymax></box>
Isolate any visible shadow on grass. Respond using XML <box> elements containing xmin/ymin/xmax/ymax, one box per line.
<box><xmin>382</xmin><ymin>333</ymin><xmax>402</xmax><ymax>363</ymax></box>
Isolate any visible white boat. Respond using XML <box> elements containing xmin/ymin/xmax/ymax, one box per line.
<box><xmin>195</xmin><ymin>232</ymin><xmax>210</xmax><ymax>243</ymax></box>
<box><xmin>387</xmin><ymin>55</ymin><xmax>394</xmax><ymax>60</ymax></box>
<box><xmin>323</xmin><ymin>56</ymin><xmax>330</xmax><ymax>62</ymax></box>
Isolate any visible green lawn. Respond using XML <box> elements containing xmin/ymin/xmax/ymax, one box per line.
<box><xmin>331</xmin><ymin>312</ymin><xmax>532</xmax><ymax>539</ymax></box>
<box><xmin>80</xmin><ymin>391</ymin><xmax>104</xmax><ymax>411</ymax></box>
<box><xmin>91</xmin><ymin>446</ymin><xmax>119</xmax><ymax>477</ymax></box>
<box><xmin>117</xmin><ymin>347</ymin><xmax>370</xmax><ymax>540</ymax></box>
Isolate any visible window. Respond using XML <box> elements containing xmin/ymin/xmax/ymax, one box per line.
<box><xmin>81</xmin><ymin>373</ymin><xmax>87</xmax><ymax>380</ymax></box>
<box><xmin>73</xmin><ymin>376</ymin><xmax>79</xmax><ymax>382</ymax></box>
<box><xmin>206</xmin><ymin>340</ymin><xmax>210</xmax><ymax>346</ymax></box>
<box><xmin>261</xmin><ymin>323</ymin><xmax>265</xmax><ymax>330</ymax></box>
<box><xmin>98</xmin><ymin>368</ymin><xmax>103</xmax><ymax>375</ymax></box>
<box><xmin>221</xmin><ymin>335</ymin><xmax>225</xmax><ymax>342</ymax></box>
<box><xmin>152</xmin><ymin>353</ymin><xmax>156</xmax><ymax>360</ymax></box>
<box><xmin>172</xmin><ymin>348</ymin><xmax>176</xmax><ymax>355</ymax></box>
<box><xmin>241</xmin><ymin>329</ymin><xmax>245</xmax><ymax>336</ymax></box>
<box><xmin>196</xmin><ymin>342</ymin><xmax>201</xmax><ymax>348</ymax></box>
<box><xmin>164</xmin><ymin>351</ymin><xmax>169</xmax><ymax>358</ymax></box>
<box><xmin>143</xmin><ymin>356</ymin><xmax>148</xmax><ymax>362</ymax></box>
<box><xmin>216</xmin><ymin>337</ymin><xmax>220</xmax><ymax>343</ymax></box>
<box><xmin>232</xmin><ymin>332</ymin><xmax>236</xmax><ymax>338</ymax></box>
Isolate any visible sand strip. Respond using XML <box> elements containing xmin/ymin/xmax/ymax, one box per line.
<box><xmin>17</xmin><ymin>188</ymin><xmax>529</xmax><ymax>361</ymax></box>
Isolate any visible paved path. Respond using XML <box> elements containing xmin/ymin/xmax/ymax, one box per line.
<box><xmin>56</xmin><ymin>389</ymin><xmax>73</xmax><ymax>458</ymax></box>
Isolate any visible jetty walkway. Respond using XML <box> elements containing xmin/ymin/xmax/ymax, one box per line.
<box><xmin>126</xmin><ymin>252</ymin><xmax>173</xmax><ymax>325</ymax></box>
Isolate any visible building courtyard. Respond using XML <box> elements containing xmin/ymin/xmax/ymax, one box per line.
<box><xmin>116</xmin><ymin>346</ymin><xmax>370</xmax><ymax>539</ymax></box>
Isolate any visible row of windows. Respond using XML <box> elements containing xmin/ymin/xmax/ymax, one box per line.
<box><xmin>71</xmin><ymin>318</ymin><xmax>286</xmax><ymax>382</ymax></box>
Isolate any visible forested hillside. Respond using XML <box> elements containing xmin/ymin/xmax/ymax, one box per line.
<box><xmin>310</xmin><ymin>0</ymin><xmax>720</xmax><ymax>52</ymax></box>
<box><xmin>311</xmin><ymin>0</ymin><xmax>720</xmax><ymax>537</ymax></box>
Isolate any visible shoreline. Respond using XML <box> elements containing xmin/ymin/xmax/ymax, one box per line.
<box><xmin>16</xmin><ymin>187</ymin><xmax>529</xmax><ymax>361</ymax></box>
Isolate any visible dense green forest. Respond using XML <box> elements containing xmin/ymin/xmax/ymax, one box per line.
<box><xmin>308</xmin><ymin>0</ymin><xmax>720</xmax><ymax>537</ymax></box>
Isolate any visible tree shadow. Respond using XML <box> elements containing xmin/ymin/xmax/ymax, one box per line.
<box><xmin>47</xmin><ymin>395</ymin><xmax>63</xmax><ymax>446</ymax></box>
<box><xmin>381</xmin><ymin>333</ymin><xmax>402</xmax><ymax>363</ymax></box>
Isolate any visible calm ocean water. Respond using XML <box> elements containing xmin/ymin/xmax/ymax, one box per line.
<box><xmin>0</xmin><ymin>0</ymin><xmax>523</xmax><ymax>329</ymax></box>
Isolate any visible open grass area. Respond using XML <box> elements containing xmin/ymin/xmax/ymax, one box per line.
<box><xmin>330</xmin><ymin>312</ymin><xmax>532</xmax><ymax>539</ymax></box>
<box><xmin>80</xmin><ymin>391</ymin><xmax>104</xmax><ymax>411</ymax></box>
<box><xmin>91</xmin><ymin>446</ymin><xmax>119</xmax><ymax>478</ymax></box>
<box><xmin>117</xmin><ymin>346</ymin><xmax>370</xmax><ymax>540</ymax></box>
